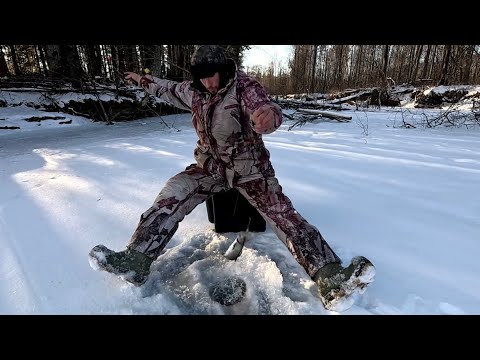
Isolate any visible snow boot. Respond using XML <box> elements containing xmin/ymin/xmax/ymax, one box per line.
<box><xmin>88</xmin><ymin>245</ymin><xmax>154</xmax><ymax>286</ymax></box>
<box><xmin>314</xmin><ymin>256</ymin><xmax>375</xmax><ymax>312</ymax></box>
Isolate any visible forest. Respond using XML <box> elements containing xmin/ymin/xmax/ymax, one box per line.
<box><xmin>1</xmin><ymin>44</ymin><xmax>479</xmax><ymax>127</ymax></box>
<box><xmin>1</xmin><ymin>45</ymin><xmax>479</xmax><ymax>95</ymax></box>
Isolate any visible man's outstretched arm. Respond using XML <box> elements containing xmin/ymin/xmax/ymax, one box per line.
<box><xmin>125</xmin><ymin>72</ymin><xmax>193</xmax><ymax>111</ymax></box>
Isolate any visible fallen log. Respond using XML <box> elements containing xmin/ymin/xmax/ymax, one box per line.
<box><xmin>25</xmin><ymin>115</ymin><xmax>66</xmax><ymax>122</ymax></box>
<box><xmin>329</xmin><ymin>90</ymin><xmax>372</xmax><ymax>104</ymax></box>
<box><xmin>297</xmin><ymin>108</ymin><xmax>352</xmax><ymax>122</ymax></box>
<box><xmin>275</xmin><ymin>99</ymin><xmax>344</xmax><ymax>111</ymax></box>
<box><xmin>285</xmin><ymin>109</ymin><xmax>352</xmax><ymax>130</ymax></box>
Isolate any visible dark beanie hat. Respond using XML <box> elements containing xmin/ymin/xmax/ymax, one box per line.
<box><xmin>191</xmin><ymin>45</ymin><xmax>227</xmax><ymax>66</ymax></box>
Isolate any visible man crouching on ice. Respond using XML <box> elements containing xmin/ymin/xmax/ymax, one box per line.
<box><xmin>89</xmin><ymin>45</ymin><xmax>375</xmax><ymax>312</ymax></box>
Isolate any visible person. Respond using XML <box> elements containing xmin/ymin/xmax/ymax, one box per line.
<box><xmin>89</xmin><ymin>45</ymin><xmax>375</xmax><ymax>312</ymax></box>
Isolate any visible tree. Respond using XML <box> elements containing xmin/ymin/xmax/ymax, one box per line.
<box><xmin>34</xmin><ymin>45</ymin><xmax>48</xmax><ymax>76</ymax></box>
<box><xmin>438</xmin><ymin>45</ymin><xmax>452</xmax><ymax>86</ymax></box>
<box><xmin>0</xmin><ymin>46</ymin><xmax>10</xmax><ymax>77</ymax></box>
<box><xmin>86</xmin><ymin>45</ymin><xmax>103</xmax><ymax>78</ymax></box>
<box><xmin>125</xmin><ymin>45</ymin><xmax>140</xmax><ymax>73</ymax></box>
<box><xmin>463</xmin><ymin>45</ymin><xmax>475</xmax><ymax>84</ymax></box>
<box><xmin>9</xmin><ymin>45</ymin><xmax>21</xmax><ymax>76</ymax></box>
<box><xmin>310</xmin><ymin>45</ymin><xmax>318</xmax><ymax>91</ymax></box>
<box><xmin>44</xmin><ymin>45</ymin><xmax>83</xmax><ymax>87</ymax></box>
<box><xmin>382</xmin><ymin>45</ymin><xmax>389</xmax><ymax>86</ymax></box>
<box><xmin>139</xmin><ymin>45</ymin><xmax>154</xmax><ymax>71</ymax></box>
<box><xmin>151</xmin><ymin>45</ymin><xmax>165</xmax><ymax>78</ymax></box>
<box><xmin>165</xmin><ymin>45</ymin><xmax>194</xmax><ymax>81</ymax></box>
<box><xmin>222</xmin><ymin>45</ymin><xmax>250</xmax><ymax>67</ymax></box>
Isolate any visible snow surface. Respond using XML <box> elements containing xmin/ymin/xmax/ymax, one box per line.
<box><xmin>1</xmin><ymin>103</ymin><xmax>479</xmax><ymax>315</ymax></box>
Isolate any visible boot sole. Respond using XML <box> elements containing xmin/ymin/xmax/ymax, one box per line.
<box><xmin>88</xmin><ymin>244</ymin><xmax>147</xmax><ymax>286</ymax></box>
<box><xmin>322</xmin><ymin>258</ymin><xmax>376</xmax><ymax>312</ymax></box>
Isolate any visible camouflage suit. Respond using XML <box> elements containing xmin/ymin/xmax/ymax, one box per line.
<box><xmin>127</xmin><ymin>62</ymin><xmax>341</xmax><ymax>278</ymax></box>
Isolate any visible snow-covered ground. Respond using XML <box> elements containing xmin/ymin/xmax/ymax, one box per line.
<box><xmin>1</xmin><ymin>104</ymin><xmax>479</xmax><ymax>315</ymax></box>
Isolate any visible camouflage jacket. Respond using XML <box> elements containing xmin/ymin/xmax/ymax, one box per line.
<box><xmin>139</xmin><ymin>69</ymin><xmax>283</xmax><ymax>188</ymax></box>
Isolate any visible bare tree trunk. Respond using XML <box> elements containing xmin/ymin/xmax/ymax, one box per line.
<box><xmin>407</xmin><ymin>46</ymin><xmax>416</xmax><ymax>82</ymax></box>
<box><xmin>429</xmin><ymin>45</ymin><xmax>438</xmax><ymax>82</ymax></box>
<box><xmin>116</xmin><ymin>45</ymin><xmax>128</xmax><ymax>74</ymax></box>
<box><xmin>151</xmin><ymin>45</ymin><xmax>165</xmax><ymax>78</ymax></box>
<box><xmin>139</xmin><ymin>45</ymin><xmax>154</xmax><ymax>71</ymax></box>
<box><xmin>99</xmin><ymin>45</ymin><xmax>110</xmax><ymax>79</ymax></box>
<box><xmin>138</xmin><ymin>45</ymin><xmax>146</xmax><ymax>70</ymax></box>
<box><xmin>310</xmin><ymin>45</ymin><xmax>317</xmax><ymax>91</ymax></box>
<box><xmin>335</xmin><ymin>45</ymin><xmax>344</xmax><ymax>90</ymax></box>
<box><xmin>421</xmin><ymin>45</ymin><xmax>431</xmax><ymax>79</ymax></box>
<box><xmin>382</xmin><ymin>45</ymin><xmax>389</xmax><ymax>86</ymax></box>
<box><xmin>45</xmin><ymin>45</ymin><xmax>61</xmax><ymax>78</ymax></box>
<box><xmin>453</xmin><ymin>46</ymin><xmax>463</xmax><ymax>84</ymax></box>
<box><xmin>290</xmin><ymin>45</ymin><xmax>305</xmax><ymax>93</ymax></box>
<box><xmin>438</xmin><ymin>45</ymin><xmax>452</xmax><ymax>86</ymax></box>
<box><xmin>31</xmin><ymin>45</ymin><xmax>42</xmax><ymax>75</ymax></box>
<box><xmin>124</xmin><ymin>45</ymin><xmax>140</xmax><ymax>73</ymax></box>
<box><xmin>291</xmin><ymin>45</ymin><xmax>298</xmax><ymax>92</ymax></box>
<box><xmin>412</xmin><ymin>45</ymin><xmax>424</xmax><ymax>82</ymax></box>
<box><xmin>463</xmin><ymin>45</ymin><xmax>474</xmax><ymax>84</ymax></box>
<box><xmin>168</xmin><ymin>45</ymin><xmax>181</xmax><ymax>80</ymax></box>
<box><xmin>166</xmin><ymin>45</ymin><xmax>174</xmax><ymax>79</ymax></box>
<box><xmin>9</xmin><ymin>45</ymin><xmax>21</xmax><ymax>75</ymax></box>
<box><xmin>355</xmin><ymin>45</ymin><xmax>364</xmax><ymax>88</ymax></box>
<box><xmin>182</xmin><ymin>45</ymin><xmax>194</xmax><ymax>81</ymax></box>
<box><xmin>86</xmin><ymin>45</ymin><xmax>103</xmax><ymax>78</ymax></box>
<box><xmin>322</xmin><ymin>46</ymin><xmax>329</xmax><ymax>92</ymax></box>
<box><xmin>347</xmin><ymin>46</ymin><xmax>355</xmax><ymax>87</ymax></box>
<box><xmin>45</xmin><ymin>45</ymin><xmax>83</xmax><ymax>86</ymax></box>
<box><xmin>394</xmin><ymin>45</ymin><xmax>404</xmax><ymax>82</ymax></box>
<box><xmin>61</xmin><ymin>45</ymin><xmax>83</xmax><ymax>87</ymax></box>
<box><xmin>0</xmin><ymin>46</ymin><xmax>10</xmax><ymax>77</ymax></box>
<box><xmin>110</xmin><ymin>45</ymin><xmax>120</xmax><ymax>77</ymax></box>
<box><xmin>368</xmin><ymin>45</ymin><xmax>376</xmax><ymax>86</ymax></box>
<box><xmin>37</xmin><ymin>45</ymin><xmax>48</xmax><ymax>74</ymax></box>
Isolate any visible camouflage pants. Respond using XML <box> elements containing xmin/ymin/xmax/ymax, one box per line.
<box><xmin>127</xmin><ymin>165</ymin><xmax>340</xmax><ymax>278</ymax></box>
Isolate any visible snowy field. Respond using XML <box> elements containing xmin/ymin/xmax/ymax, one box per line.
<box><xmin>1</xmin><ymin>105</ymin><xmax>479</xmax><ymax>315</ymax></box>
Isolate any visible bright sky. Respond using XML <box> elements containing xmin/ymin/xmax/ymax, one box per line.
<box><xmin>243</xmin><ymin>45</ymin><xmax>292</xmax><ymax>69</ymax></box>
<box><xmin>1</xmin><ymin>88</ymin><xmax>480</xmax><ymax>314</ymax></box>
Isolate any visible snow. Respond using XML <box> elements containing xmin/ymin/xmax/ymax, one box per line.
<box><xmin>0</xmin><ymin>85</ymin><xmax>147</xmax><ymax>109</ymax></box>
<box><xmin>1</xmin><ymin>101</ymin><xmax>479</xmax><ymax>315</ymax></box>
<box><xmin>424</xmin><ymin>85</ymin><xmax>471</xmax><ymax>96</ymax></box>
